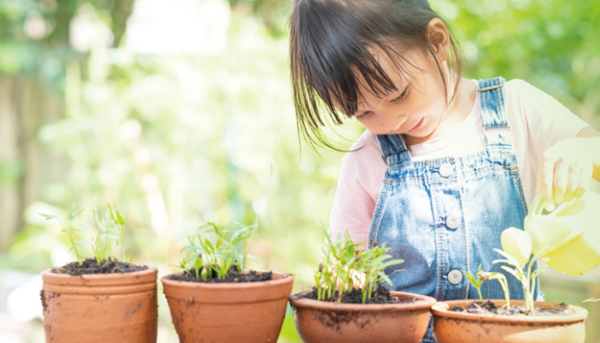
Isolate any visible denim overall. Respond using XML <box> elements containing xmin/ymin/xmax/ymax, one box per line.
<box><xmin>370</xmin><ymin>77</ymin><xmax>540</xmax><ymax>342</ymax></box>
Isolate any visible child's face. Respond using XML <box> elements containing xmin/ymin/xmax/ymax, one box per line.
<box><xmin>336</xmin><ymin>47</ymin><xmax>449</xmax><ymax>142</ymax></box>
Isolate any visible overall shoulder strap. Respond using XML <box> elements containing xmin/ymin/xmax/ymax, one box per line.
<box><xmin>477</xmin><ymin>76</ymin><xmax>512</xmax><ymax>147</ymax></box>
<box><xmin>375</xmin><ymin>134</ymin><xmax>411</xmax><ymax>165</ymax></box>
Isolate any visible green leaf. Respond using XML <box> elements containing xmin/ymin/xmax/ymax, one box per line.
<box><xmin>74</xmin><ymin>239</ymin><xmax>92</xmax><ymax>247</ymax></box>
<box><xmin>207</xmin><ymin>222</ymin><xmax>220</xmax><ymax>236</ymax></box>
<box><xmin>115</xmin><ymin>209</ymin><xmax>125</xmax><ymax>225</ymax></box>
<box><xmin>70</xmin><ymin>221</ymin><xmax>90</xmax><ymax>231</ymax></box>
<box><xmin>39</xmin><ymin>213</ymin><xmax>60</xmax><ymax>221</ymax></box>
<box><xmin>84</xmin><ymin>221</ymin><xmax>99</xmax><ymax>229</ymax></box>
<box><xmin>530</xmin><ymin>267</ymin><xmax>543</xmax><ymax>280</ymax></box>
<box><xmin>68</xmin><ymin>203</ymin><xmax>85</xmax><ymax>220</ymax></box>
<box><xmin>463</xmin><ymin>271</ymin><xmax>482</xmax><ymax>288</ymax></box>
<box><xmin>494</xmin><ymin>249</ymin><xmax>523</xmax><ymax>268</ymax></box>
<box><xmin>107</xmin><ymin>203</ymin><xmax>118</xmax><ymax>223</ymax></box>
<box><xmin>246</xmin><ymin>254</ymin><xmax>261</xmax><ymax>265</ymax></box>
<box><xmin>204</xmin><ymin>239</ymin><xmax>215</xmax><ymax>252</ymax></box>
<box><xmin>180</xmin><ymin>245</ymin><xmax>204</xmax><ymax>253</ymax></box>
<box><xmin>501</xmin><ymin>227</ymin><xmax>532</xmax><ymax>268</ymax></box>
<box><xmin>500</xmin><ymin>266</ymin><xmax>521</xmax><ymax>281</ymax></box>
<box><xmin>175</xmin><ymin>232</ymin><xmax>197</xmax><ymax>242</ymax></box>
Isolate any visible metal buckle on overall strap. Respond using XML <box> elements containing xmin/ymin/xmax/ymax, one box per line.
<box><xmin>476</xmin><ymin>84</ymin><xmax>504</xmax><ymax>92</ymax></box>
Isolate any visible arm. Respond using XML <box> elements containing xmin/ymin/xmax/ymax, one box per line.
<box><xmin>539</xmin><ymin>126</ymin><xmax>600</xmax><ymax>211</ymax></box>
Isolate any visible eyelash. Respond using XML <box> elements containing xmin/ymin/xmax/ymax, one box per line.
<box><xmin>392</xmin><ymin>89</ymin><xmax>408</xmax><ymax>102</ymax></box>
<box><xmin>356</xmin><ymin>89</ymin><xmax>408</xmax><ymax>121</ymax></box>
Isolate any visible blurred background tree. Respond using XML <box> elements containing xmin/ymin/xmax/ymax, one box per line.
<box><xmin>0</xmin><ymin>0</ymin><xmax>598</xmax><ymax>342</ymax></box>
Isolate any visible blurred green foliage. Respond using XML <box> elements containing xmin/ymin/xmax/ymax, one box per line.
<box><xmin>0</xmin><ymin>0</ymin><xmax>599</xmax><ymax>341</ymax></box>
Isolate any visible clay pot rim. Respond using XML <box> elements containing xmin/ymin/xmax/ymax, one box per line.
<box><xmin>161</xmin><ymin>270</ymin><xmax>293</xmax><ymax>289</ymax></box>
<box><xmin>41</xmin><ymin>265</ymin><xmax>157</xmax><ymax>279</ymax></box>
<box><xmin>431</xmin><ymin>299</ymin><xmax>588</xmax><ymax>324</ymax></box>
<box><xmin>289</xmin><ymin>291</ymin><xmax>436</xmax><ymax>311</ymax></box>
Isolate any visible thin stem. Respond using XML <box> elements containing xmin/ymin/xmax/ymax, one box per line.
<box><xmin>120</xmin><ymin>224</ymin><xmax>125</xmax><ymax>261</ymax></box>
<box><xmin>500</xmin><ymin>278</ymin><xmax>510</xmax><ymax>309</ymax></box>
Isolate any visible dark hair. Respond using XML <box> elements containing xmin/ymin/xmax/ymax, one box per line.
<box><xmin>290</xmin><ymin>0</ymin><xmax>464</xmax><ymax>150</ymax></box>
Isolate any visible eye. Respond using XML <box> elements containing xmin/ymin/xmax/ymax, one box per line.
<box><xmin>392</xmin><ymin>89</ymin><xmax>408</xmax><ymax>103</ymax></box>
<box><xmin>356</xmin><ymin>111</ymin><xmax>372</xmax><ymax>121</ymax></box>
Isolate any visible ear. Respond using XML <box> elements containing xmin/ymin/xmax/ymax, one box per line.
<box><xmin>426</xmin><ymin>18</ymin><xmax>450</xmax><ymax>63</ymax></box>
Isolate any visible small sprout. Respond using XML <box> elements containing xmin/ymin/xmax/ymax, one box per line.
<box><xmin>314</xmin><ymin>229</ymin><xmax>403</xmax><ymax>304</ymax></box>
<box><xmin>463</xmin><ymin>265</ymin><xmax>484</xmax><ymax>301</ymax></box>
<box><xmin>492</xmin><ymin>227</ymin><xmax>549</xmax><ymax>314</ymax></box>
<box><xmin>465</xmin><ymin>268</ymin><xmax>511</xmax><ymax>310</ymax></box>
<box><xmin>107</xmin><ymin>203</ymin><xmax>127</xmax><ymax>261</ymax></box>
<box><xmin>201</xmin><ymin>264</ymin><xmax>211</xmax><ymax>281</ymax></box>
<box><xmin>40</xmin><ymin>203</ymin><xmax>127</xmax><ymax>266</ymax></box>
<box><xmin>40</xmin><ymin>205</ymin><xmax>88</xmax><ymax>266</ymax></box>
<box><xmin>487</xmin><ymin>272</ymin><xmax>511</xmax><ymax>310</ymax></box>
<box><xmin>176</xmin><ymin>221</ymin><xmax>260</xmax><ymax>281</ymax></box>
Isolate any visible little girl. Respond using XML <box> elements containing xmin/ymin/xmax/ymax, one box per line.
<box><xmin>289</xmin><ymin>0</ymin><xmax>600</xmax><ymax>341</ymax></box>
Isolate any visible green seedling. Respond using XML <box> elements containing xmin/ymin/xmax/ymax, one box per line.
<box><xmin>40</xmin><ymin>204</ymin><xmax>88</xmax><ymax>266</ymax></box>
<box><xmin>85</xmin><ymin>208</ymin><xmax>122</xmax><ymax>264</ymax></box>
<box><xmin>491</xmin><ymin>227</ymin><xmax>549</xmax><ymax>314</ymax></box>
<box><xmin>176</xmin><ymin>221</ymin><xmax>260</xmax><ymax>281</ymax></box>
<box><xmin>355</xmin><ymin>241</ymin><xmax>405</xmax><ymax>304</ymax></box>
<box><xmin>478</xmin><ymin>270</ymin><xmax>511</xmax><ymax>309</ymax></box>
<box><xmin>40</xmin><ymin>203</ymin><xmax>128</xmax><ymax>266</ymax></box>
<box><xmin>314</xmin><ymin>229</ymin><xmax>404</xmax><ymax>304</ymax></box>
<box><xmin>463</xmin><ymin>265</ymin><xmax>484</xmax><ymax>301</ymax></box>
<box><xmin>107</xmin><ymin>203</ymin><xmax>127</xmax><ymax>261</ymax></box>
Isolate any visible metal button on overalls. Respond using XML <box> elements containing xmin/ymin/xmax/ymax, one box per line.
<box><xmin>439</xmin><ymin>163</ymin><xmax>453</xmax><ymax>177</ymax></box>
<box><xmin>446</xmin><ymin>214</ymin><xmax>460</xmax><ymax>230</ymax></box>
<box><xmin>448</xmin><ymin>270</ymin><xmax>463</xmax><ymax>285</ymax></box>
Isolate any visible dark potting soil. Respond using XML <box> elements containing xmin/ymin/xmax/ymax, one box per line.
<box><xmin>299</xmin><ymin>286</ymin><xmax>415</xmax><ymax>305</ymax></box>
<box><xmin>449</xmin><ymin>300</ymin><xmax>575</xmax><ymax>316</ymax></box>
<box><xmin>51</xmin><ymin>258</ymin><xmax>148</xmax><ymax>275</ymax></box>
<box><xmin>167</xmin><ymin>265</ymin><xmax>272</xmax><ymax>283</ymax></box>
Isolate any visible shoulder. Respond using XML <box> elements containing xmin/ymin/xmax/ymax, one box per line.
<box><xmin>503</xmin><ymin>78</ymin><xmax>561</xmax><ymax>109</ymax></box>
<box><xmin>338</xmin><ymin>130</ymin><xmax>386</xmax><ymax>186</ymax></box>
<box><xmin>503</xmin><ymin>78</ymin><xmax>541</xmax><ymax>105</ymax></box>
<box><xmin>504</xmin><ymin>78</ymin><xmax>534</xmax><ymax>91</ymax></box>
<box><xmin>342</xmin><ymin>130</ymin><xmax>382</xmax><ymax>168</ymax></box>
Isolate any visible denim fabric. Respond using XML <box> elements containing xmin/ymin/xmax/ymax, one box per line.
<box><xmin>371</xmin><ymin>77</ymin><xmax>540</xmax><ymax>343</ymax></box>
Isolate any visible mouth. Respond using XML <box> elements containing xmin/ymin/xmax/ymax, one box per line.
<box><xmin>404</xmin><ymin>118</ymin><xmax>425</xmax><ymax>134</ymax></box>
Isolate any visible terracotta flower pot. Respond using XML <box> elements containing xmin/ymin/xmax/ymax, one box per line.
<box><xmin>161</xmin><ymin>270</ymin><xmax>293</xmax><ymax>343</ymax></box>
<box><xmin>431</xmin><ymin>299</ymin><xmax>589</xmax><ymax>343</ymax></box>
<box><xmin>289</xmin><ymin>291</ymin><xmax>436</xmax><ymax>343</ymax></box>
<box><xmin>41</xmin><ymin>267</ymin><xmax>158</xmax><ymax>343</ymax></box>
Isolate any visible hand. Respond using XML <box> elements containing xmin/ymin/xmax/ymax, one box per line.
<box><xmin>538</xmin><ymin>137</ymin><xmax>594</xmax><ymax>212</ymax></box>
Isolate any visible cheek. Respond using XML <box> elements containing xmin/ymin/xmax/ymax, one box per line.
<box><xmin>359</xmin><ymin>116</ymin><xmax>381</xmax><ymax>132</ymax></box>
<box><xmin>420</xmin><ymin>73</ymin><xmax>449</xmax><ymax>114</ymax></box>
<box><xmin>407</xmin><ymin>85</ymin><xmax>446</xmax><ymax>118</ymax></box>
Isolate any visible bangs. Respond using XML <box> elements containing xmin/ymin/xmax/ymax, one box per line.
<box><xmin>326</xmin><ymin>42</ymin><xmax>417</xmax><ymax>117</ymax></box>
<box><xmin>290</xmin><ymin>0</ymin><xmax>462</xmax><ymax>150</ymax></box>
